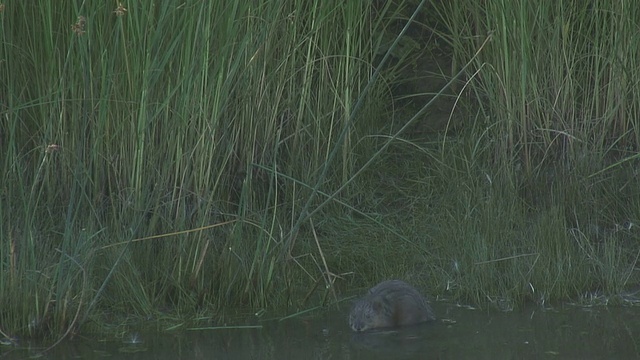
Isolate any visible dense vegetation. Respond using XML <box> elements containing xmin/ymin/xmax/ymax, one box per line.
<box><xmin>1</xmin><ymin>0</ymin><xmax>638</xmax><ymax>340</ymax></box>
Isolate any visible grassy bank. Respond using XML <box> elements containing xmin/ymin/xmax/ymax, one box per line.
<box><xmin>1</xmin><ymin>0</ymin><xmax>639</xmax><ymax>341</ymax></box>
<box><xmin>424</xmin><ymin>0</ymin><xmax>640</xmax><ymax>306</ymax></box>
<box><xmin>0</xmin><ymin>0</ymin><xmax>398</xmax><ymax>338</ymax></box>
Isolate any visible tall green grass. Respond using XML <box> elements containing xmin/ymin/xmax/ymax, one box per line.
<box><xmin>3</xmin><ymin>0</ymin><xmax>640</xmax><ymax>341</ymax></box>
<box><xmin>0</xmin><ymin>0</ymin><xmax>420</xmax><ymax>338</ymax></box>
<box><xmin>417</xmin><ymin>0</ymin><xmax>640</xmax><ymax>305</ymax></box>
<box><xmin>441</xmin><ymin>0</ymin><xmax>640</xmax><ymax>169</ymax></box>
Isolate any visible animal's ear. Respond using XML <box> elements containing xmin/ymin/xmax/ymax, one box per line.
<box><xmin>371</xmin><ymin>300</ymin><xmax>382</xmax><ymax>312</ymax></box>
<box><xmin>371</xmin><ymin>298</ymin><xmax>384</xmax><ymax>311</ymax></box>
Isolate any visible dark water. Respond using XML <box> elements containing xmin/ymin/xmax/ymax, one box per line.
<box><xmin>2</xmin><ymin>303</ymin><xmax>639</xmax><ymax>359</ymax></box>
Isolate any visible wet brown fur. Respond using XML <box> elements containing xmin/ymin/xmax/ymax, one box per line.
<box><xmin>349</xmin><ymin>280</ymin><xmax>435</xmax><ymax>332</ymax></box>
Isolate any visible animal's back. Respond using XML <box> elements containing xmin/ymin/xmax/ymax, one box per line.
<box><xmin>348</xmin><ymin>279</ymin><xmax>435</xmax><ymax>332</ymax></box>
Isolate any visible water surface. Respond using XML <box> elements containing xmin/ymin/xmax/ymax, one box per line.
<box><xmin>2</xmin><ymin>302</ymin><xmax>639</xmax><ymax>359</ymax></box>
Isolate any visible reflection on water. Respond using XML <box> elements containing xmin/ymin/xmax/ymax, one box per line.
<box><xmin>2</xmin><ymin>303</ymin><xmax>639</xmax><ymax>359</ymax></box>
